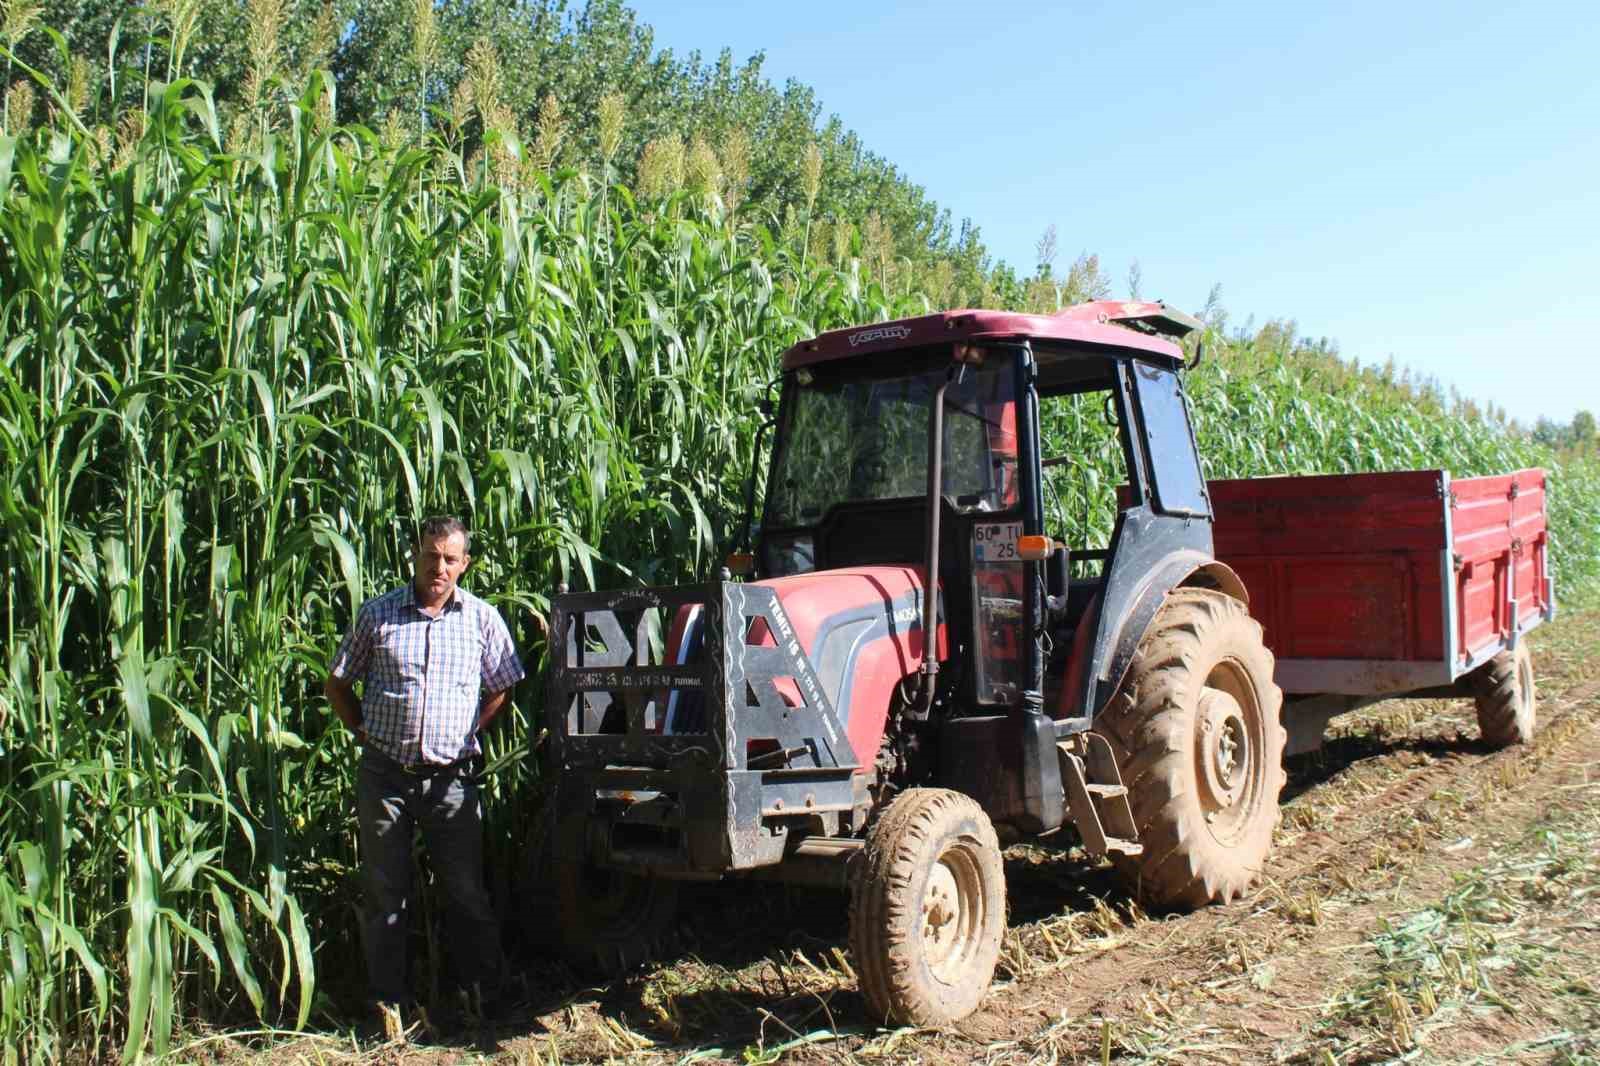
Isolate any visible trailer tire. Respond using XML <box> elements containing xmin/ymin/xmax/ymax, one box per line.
<box><xmin>1472</xmin><ymin>645</ymin><xmax>1536</xmax><ymax>747</ymax></box>
<box><xmin>849</xmin><ymin>788</ymin><xmax>1006</xmax><ymax>1025</ymax></box>
<box><xmin>1100</xmin><ymin>588</ymin><xmax>1286</xmax><ymax>909</ymax></box>
<box><xmin>553</xmin><ymin>860</ymin><xmax>679</xmax><ymax>976</ymax></box>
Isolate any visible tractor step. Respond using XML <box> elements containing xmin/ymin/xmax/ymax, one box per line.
<box><xmin>1058</xmin><ymin>736</ymin><xmax>1143</xmax><ymax>859</ymax></box>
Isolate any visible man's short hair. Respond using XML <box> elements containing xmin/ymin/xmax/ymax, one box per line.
<box><xmin>417</xmin><ymin>515</ymin><xmax>471</xmax><ymax>553</ymax></box>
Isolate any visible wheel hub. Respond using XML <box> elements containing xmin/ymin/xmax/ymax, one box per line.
<box><xmin>923</xmin><ymin>863</ymin><xmax>958</xmax><ymax>953</ymax></box>
<box><xmin>1197</xmin><ymin>687</ymin><xmax>1250</xmax><ymax>814</ymax></box>
<box><xmin>921</xmin><ymin>851</ymin><xmax>982</xmax><ymax>981</ymax></box>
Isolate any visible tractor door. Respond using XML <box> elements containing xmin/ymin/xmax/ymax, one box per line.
<box><xmin>1031</xmin><ymin>351</ymin><xmax>1217</xmax><ymax>729</ymax></box>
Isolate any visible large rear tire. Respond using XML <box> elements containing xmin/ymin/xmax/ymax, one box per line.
<box><xmin>1099</xmin><ymin>588</ymin><xmax>1286</xmax><ymax>909</ymax></box>
<box><xmin>554</xmin><ymin>860</ymin><xmax>679</xmax><ymax>976</ymax></box>
<box><xmin>1471</xmin><ymin>644</ymin><xmax>1536</xmax><ymax>747</ymax></box>
<box><xmin>849</xmin><ymin>788</ymin><xmax>1006</xmax><ymax>1025</ymax></box>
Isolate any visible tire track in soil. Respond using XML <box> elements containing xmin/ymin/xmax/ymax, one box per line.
<box><xmin>940</xmin><ymin>672</ymin><xmax>1600</xmax><ymax>1061</ymax></box>
<box><xmin>1273</xmin><ymin>675</ymin><xmax>1599</xmax><ymax>881</ymax></box>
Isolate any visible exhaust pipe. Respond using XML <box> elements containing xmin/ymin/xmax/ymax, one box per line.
<box><xmin>918</xmin><ymin>364</ymin><xmax>964</xmax><ymax>714</ymax></box>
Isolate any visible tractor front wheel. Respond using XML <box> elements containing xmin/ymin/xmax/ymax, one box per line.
<box><xmin>554</xmin><ymin>860</ymin><xmax>679</xmax><ymax>976</ymax></box>
<box><xmin>849</xmin><ymin>788</ymin><xmax>1006</xmax><ymax>1025</ymax></box>
<box><xmin>1100</xmin><ymin>588</ymin><xmax>1286</xmax><ymax>909</ymax></box>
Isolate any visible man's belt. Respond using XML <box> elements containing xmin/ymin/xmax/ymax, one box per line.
<box><xmin>365</xmin><ymin>748</ymin><xmax>475</xmax><ymax>778</ymax></box>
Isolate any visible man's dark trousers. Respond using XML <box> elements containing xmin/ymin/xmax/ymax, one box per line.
<box><xmin>356</xmin><ymin>749</ymin><xmax>501</xmax><ymax>1006</ymax></box>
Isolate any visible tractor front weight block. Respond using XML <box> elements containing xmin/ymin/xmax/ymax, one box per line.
<box><xmin>548</xmin><ymin>581</ymin><xmax>862</xmax><ymax>878</ymax></box>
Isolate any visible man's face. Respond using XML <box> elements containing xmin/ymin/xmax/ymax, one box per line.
<box><xmin>414</xmin><ymin>532</ymin><xmax>470</xmax><ymax>603</ymax></box>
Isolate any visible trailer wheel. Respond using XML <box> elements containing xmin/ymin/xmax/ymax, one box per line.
<box><xmin>553</xmin><ymin>860</ymin><xmax>679</xmax><ymax>976</ymax></box>
<box><xmin>1100</xmin><ymin>588</ymin><xmax>1286</xmax><ymax>909</ymax></box>
<box><xmin>1471</xmin><ymin>644</ymin><xmax>1536</xmax><ymax>747</ymax></box>
<box><xmin>849</xmin><ymin>788</ymin><xmax>1006</xmax><ymax>1025</ymax></box>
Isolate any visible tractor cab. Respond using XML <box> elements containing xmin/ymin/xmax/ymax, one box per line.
<box><xmin>757</xmin><ymin>303</ymin><xmax>1222</xmax><ymax>738</ymax></box>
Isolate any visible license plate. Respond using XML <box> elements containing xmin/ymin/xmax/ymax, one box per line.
<box><xmin>972</xmin><ymin>521</ymin><xmax>1024</xmax><ymax>563</ymax></box>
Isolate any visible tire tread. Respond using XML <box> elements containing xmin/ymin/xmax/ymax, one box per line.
<box><xmin>1102</xmin><ymin>590</ymin><xmax>1286</xmax><ymax>908</ymax></box>
<box><xmin>849</xmin><ymin>788</ymin><xmax>1005</xmax><ymax>1025</ymax></box>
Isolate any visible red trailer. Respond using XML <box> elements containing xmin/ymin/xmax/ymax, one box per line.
<box><xmin>1210</xmin><ymin>468</ymin><xmax>1553</xmax><ymax>752</ymax></box>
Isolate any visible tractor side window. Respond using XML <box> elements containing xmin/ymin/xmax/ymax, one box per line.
<box><xmin>1038</xmin><ymin>387</ymin><xmax>1127</xmax><ymax>557</ymax></box>
<box><xmin>1132</xmin><ymin>363</ymin><xmax>1210</xmax><ymax>517</ymax></box>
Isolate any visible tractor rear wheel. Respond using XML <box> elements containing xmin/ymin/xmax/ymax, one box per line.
<box><xmin>1099</xmin><ymin>588</ymin><xmax>1286</xmax><ymax>909</ymax></box>
<box><xmin>1471</xmin><ymin>644</ymin><xmax>1536</xmax><ymax>747</ymax></box>
<box><xmin>849</xmin><ymin>788</ymin><xmax>1006</xmax><ymax>1025</ymax></box>
<box><xmin>553</xmin><ymin>860</ymin><xmax>679</xmax><ymax>976</ymax></box>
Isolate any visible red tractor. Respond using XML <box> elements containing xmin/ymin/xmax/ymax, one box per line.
<box><xmin>542</xmin><ymin>303</ymin><xmax>1549</xmax><ymax>1024</ymax></box>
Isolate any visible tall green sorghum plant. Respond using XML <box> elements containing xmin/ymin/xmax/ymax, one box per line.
<box><xmin>0</xmin><ymin>41</ymin><xmax>916</xmax><ymax>1060</ymax></box>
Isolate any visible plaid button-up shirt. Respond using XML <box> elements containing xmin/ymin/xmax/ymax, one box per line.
<box><xmin>330</xmin><ymin>583</ymin><xmax>525</xmax><ymax>765</ymax></box>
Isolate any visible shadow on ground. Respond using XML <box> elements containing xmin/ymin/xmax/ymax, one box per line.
<box><xmin>326</xmin><ymin>720</ymin><xmax>1495</xmax><ymax>1055</ymax></box>
<box><xmin>1282</xmin><ymin>727</ymin><xmax>1483</xmax><ymax>802</ymax></box>
<box><xmin>479</xmin><ymin>841</ymin><xmax>1139</xmax><ymax>1053</ymax></box>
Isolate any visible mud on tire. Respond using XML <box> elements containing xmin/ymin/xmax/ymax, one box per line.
<box><xmin>1471</xmin><ymin>644</ymin><xmax>1536</xmax><ymax>748</ymax></box>
<box><xmin>849</xmin><ymin>787</ymin><xmax>1006</xmax><ymax>1026</ymax></box>
<box><xmin>1099</xmin><ymin>588</ymin><xmax>1287</xmax><ymax>909</ymax></box>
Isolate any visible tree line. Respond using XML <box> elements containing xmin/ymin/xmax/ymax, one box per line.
<box><xmin>1533</xmin><ymin>411</ymin><xmax>1597</xmax><ymax>458</ymax></box>
<box><xmin>7</xmin><ymin>0</ymin><xmax>1004</xmax><ymax>302</ymax></box>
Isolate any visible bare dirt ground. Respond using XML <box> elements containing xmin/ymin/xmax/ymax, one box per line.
<box><xmin>212</xmin><ymin>609</ymin><xmax>1600</xmax><ymax>1065</ymax></box>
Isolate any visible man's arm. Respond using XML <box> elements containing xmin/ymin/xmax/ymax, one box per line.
<box><xmin>477</xmin><ymin>602</ymin><xmax>526</xmax><ymax>735</ymax></box>
<box><xmin>325</xmin><ymin>675</ymin><xmax>367</xmax><ymax>742</ymax></box>
<box><xmin>328</xmin><ymin>602</ymin><xmax>376</xmax><ymax>743</ymax></box>
<box><xmin>476</xmin><ymin>686</ymin><xmax>513</xmax><ymax>733</ymax></box>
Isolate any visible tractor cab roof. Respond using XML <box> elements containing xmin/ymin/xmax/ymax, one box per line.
<box><xmin>780</xmin><ymin>301</ymin><xmax>1200</xmax><ymax>372</ymax></box>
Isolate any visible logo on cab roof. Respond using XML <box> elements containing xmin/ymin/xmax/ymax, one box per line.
<box><xmin>848</xmin><ymin>325</ymin><xmax>912</xmax><ymax>347</ymax></box>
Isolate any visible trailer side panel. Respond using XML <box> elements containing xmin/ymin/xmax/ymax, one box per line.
<box><xmin>1451</xmin><ymin>469</ymin><xmax>1551</xmax><ymax>669</ymax></box>
<box><xmin>1209</xmin><ymin>468</ymin><xmax>1549</xmax><ymax>696</ymax></box>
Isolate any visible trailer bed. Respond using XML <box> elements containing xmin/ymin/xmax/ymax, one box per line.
<box><xmin>1208</xmin><ymin>468</ymin><xmax>1553</xmax><ymax>697</ymax></box>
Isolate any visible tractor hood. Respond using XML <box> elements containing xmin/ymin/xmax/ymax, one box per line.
<box><xmin>663</xmin><ymin>566</ymin><xmax>944</xmax><ymax>770</ymax></box>
<box><xmin>755</xmin><ymin>566</ymin><xmax>945</xmax><ymax>770</ymax></box>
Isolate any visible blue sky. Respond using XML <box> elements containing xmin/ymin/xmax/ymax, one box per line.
<box><xmin>630</xmin><ymin>0</ymin><xmax>1598</xmax><ymax>427</ymax></box>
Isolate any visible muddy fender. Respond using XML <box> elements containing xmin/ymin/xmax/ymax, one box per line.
<box><xmin>1094</xmin><ymin>552</ymin><xmax>1250</xmax><ymax>717</ymax></box>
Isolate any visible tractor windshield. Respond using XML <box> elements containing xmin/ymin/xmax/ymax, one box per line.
<box><xmin>766</xmin><ymin>357</ymin><xmax>1018</xmax><ymax>529</ymax></box>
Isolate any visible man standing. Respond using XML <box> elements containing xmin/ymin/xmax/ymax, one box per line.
<box><xmin>325</xmin><ymin>516</ymin><xmax>524</xmax><ymax>1025</ymax></box>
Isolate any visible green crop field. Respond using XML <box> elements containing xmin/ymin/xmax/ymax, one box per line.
<box><xmin>1</xmin><ymin>19</ymin><xmax>1597</xmax><ymax>1063</ymax></box>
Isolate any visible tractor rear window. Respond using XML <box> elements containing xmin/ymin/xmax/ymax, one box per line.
<box><xmin>767</xmin><ymin>362</ymin><xmax>1016</xmax><ymax>528</ymax></box>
